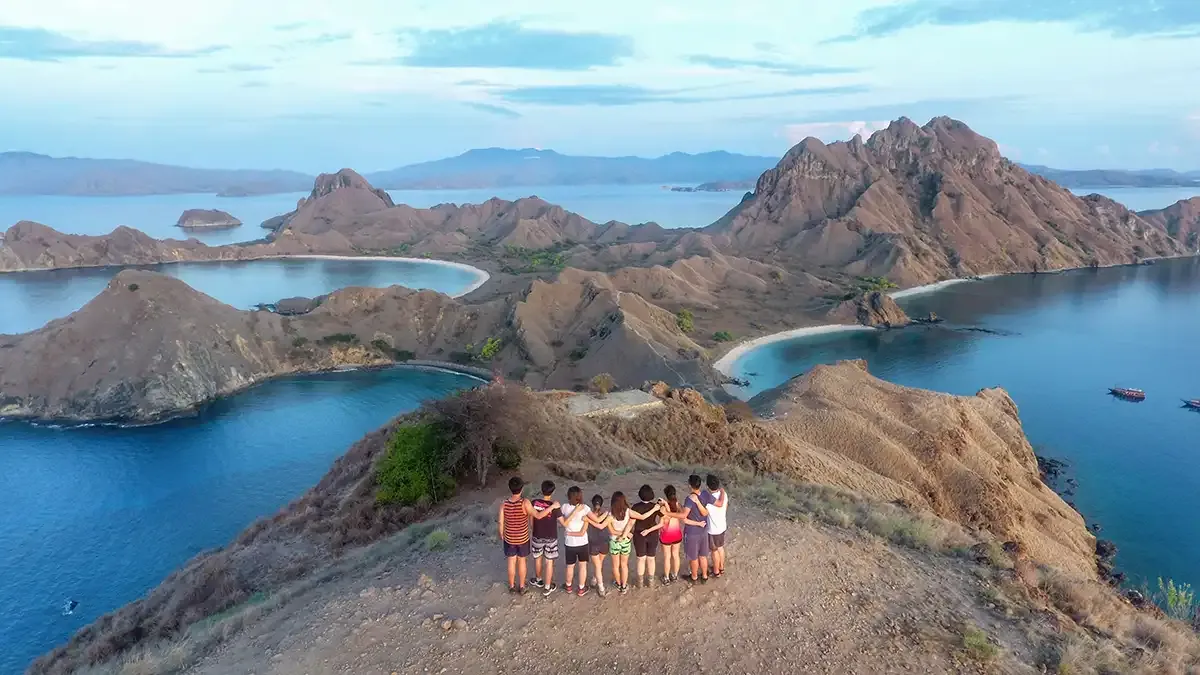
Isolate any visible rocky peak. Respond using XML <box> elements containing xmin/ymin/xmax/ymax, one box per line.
<box><xmin>309</xmin><ymin>169</ymin><xmax>395</xmax><ymax>207</ymax></box>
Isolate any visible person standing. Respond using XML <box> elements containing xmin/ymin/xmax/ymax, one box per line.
<box><xmin>705</xmin><ymin>474</ymin><xmax>729</xmax><ymax>578</ymax></box>
<box><xmin>498</xmin><ymin>476</ymin><xmax>533</xmax><ymax>594</ymax></box>
<box><xmin>529</xmin><ymin>480</ymin><xmax>562</xmax><ymax>596</ymax></box>
<box><xmin>585</xmin><ymin>494</ymin><xmax>612</xmax><ymax>596</ymax></box>
<box><xmin>629</xmin><ymin>485</ymin><xmax>663</xmax><ymax>589</ymax></box>
<box><xmin>683</xmin><ymin>474</ymin><xmax>715</xmax><ymax>583</ymax></box>
<box><xmin>656</xmin><ymin>485</ymin><xmax>690</xmax><ymax>585</ymax></box>
<box><xmin>606</xmin><ymin>492</ymin><xmax>635</xmax><ymax>593</ymax></box>
<box><xmin>559</xmin><ymin>486</ymin><xmax>592</xmax><ymax>597</ymax></box>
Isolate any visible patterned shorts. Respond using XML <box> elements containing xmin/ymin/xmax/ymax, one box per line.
<box><xmin>609</xmin><ymin>538</ymin><xmax>632</xmax><ymax>556</ymax></box>
<box><xmin>531</xmin><ymin>537</ymin><xmax>559</xmax><ymax>559</ymax></box>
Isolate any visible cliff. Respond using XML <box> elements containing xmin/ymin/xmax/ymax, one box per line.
<box><xmin>748</xmin><ymin>359</ymin><xmax>1095</xmax><ymax>577</ymax></box>
<box><xmin>706</xmin><ymin>117</ymin><xmax>1187</xmax><ymax>286</ymax></box>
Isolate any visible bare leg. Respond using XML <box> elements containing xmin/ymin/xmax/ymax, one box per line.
<box><xmin>636</xmin><ymin>554</ymin><xmax>647</xmax><ymax>581</ymax></box>
<box><xmin>564</xmin><ymin>563</ymin><xmax>575</xmax><ymax>589</ymax></box>
<box><xmin>533</xmin><ymin>555</ymin><xmax>543</xmax><ymax>582</ymax></box>
<box><xmin>544</xmin><ymin>560</ymin><xmax>555</xmax><ymax>587</ymax></box>
<box><xmin>646</xmin><ymin>551</ymin><xmax>656</xmax><ymax>582</ymax></box>
<box><xmin>621</xmin><ymin>554</ymin><xmax>630</xmax><ymax>586</ymax></box>
<box><xmin>507</xmin><ymin>556</ymin><xmax>517</xmax><ymax>588</ymax></box>
<box><xmin>576</xmin><ymin>561</ymin><xmax>588</xmax><ymax>591</ymax></box>
<box><xmin>700</xmin><ymin>555</ymin><xmax>710</xmax><ymax>579</ymax></box>
<box><xmin>714</xmin><ymin>546</ymin><xmax>725</xmax><ymax>575</ymax></box>
<box><xmin>517</xmin><ymin>557</ymin><xmax>528</xmax><ymax>589</ymax></box>
<box><xmin>689</xmin><ymin>556</ymin><xmax>699</xmax><ymax>580</ymax></box>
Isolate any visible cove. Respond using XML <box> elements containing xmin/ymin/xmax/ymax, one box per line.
<box><xmin>726</xmin><ymin>257</ymin><xmax>1200</xmax><ymax>596</ymax></box>
<box><xmin>0</xmin><ymin>256</ymin><xmax>487</xmax><ymax>335</ymax></box>
<box><xmin>0</xmin><ymin>367</ymin><xmax>478</xmax><ymax>674</ymax></box>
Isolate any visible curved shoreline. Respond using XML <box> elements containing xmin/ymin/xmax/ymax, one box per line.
<box><xmin>713</xmin><ymin>324</ymin><xmax>876</xmax><ymax>376</ymax></box>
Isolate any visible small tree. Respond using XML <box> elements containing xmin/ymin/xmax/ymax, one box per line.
<box><xmin>589</xmin><ymin>372</ymin><xmax>616</xmax><ymax>397</ymax></box>
<box><xmin>675</xmin><ymin>309</ymin><xmax>694</xmax><ymax>333</ymax></box>
<box><xmin>479</xmin><ymin>336</ymin><xmax>503</xmax><ymax>360</ymax></box>
<box><xmin>712</xmin><ymin>330</ymin><xmax>734</xmax><ymax>342</ymax></box>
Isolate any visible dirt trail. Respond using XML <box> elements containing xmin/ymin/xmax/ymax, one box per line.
<box><xmin>187</xmin><ymin>471</ymin><xmax>1039</xmax><ymax>675</ymax></box>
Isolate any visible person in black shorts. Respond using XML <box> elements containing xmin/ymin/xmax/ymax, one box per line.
<box><xmin>628</xmin><ymin>484</ymin><xmax>663</xmax><ymax>589</ymax></box>
<box><xmin>584</xmin><ymin>494</ymin><xmax>612</xmax><ymax>596</ymax></box>
<box><xmin>559</xmin><ymin>486</ymin><xmax>593</xmax><ymax>597</ymax></box>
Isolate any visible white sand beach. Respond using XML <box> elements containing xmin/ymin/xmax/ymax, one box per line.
<box><xmin>713</xmin><ymin>324</ymin><xmax>875</xmax><ymax>376</ymax></box>
<box><xmin>282</xmin><ymin>254</ymin><xmax>490</xmax><ymax>297</ymax></box>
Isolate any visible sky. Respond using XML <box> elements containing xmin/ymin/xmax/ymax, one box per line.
<box><xmin>1</xmin><ymin>0</ymin><xmax>1199</xmax><ymax>172</ymax></box>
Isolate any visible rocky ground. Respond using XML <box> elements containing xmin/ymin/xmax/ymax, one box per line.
<box><xmin>183</xmin><ymin>471</ymin><xmax>1036</xmax><ymax>675</ymax></box>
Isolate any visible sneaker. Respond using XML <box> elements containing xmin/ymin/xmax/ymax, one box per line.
<box><xmin>670</xmin><ymin>574</ymin><xmax>679</xmax><ymax>583</ymax></box>
<box><xmin>508</xmin><ymin>585</ymin><xmax>517</xmax><ymax>594</ymax></box>
<box><xmin>620</xmin><ymin>583</ymin><xmax>629</xmax><ymax>595</ymax></box>
<box><xmin>597</xmin><ymin>583</ymin><xmax>607</xmax><ymax>597</ymax></box>
<box><xmin>661</xmin><ymin>575</ymin><xmax>671</xmax><ymax>586</ymax></box>
<box><xmin>530</xmin><ymin>577</ymin><xmax>544</xmax><ymax>588</ymax></box>
<box><xmin>543</xmin><ymin>583</ymin><xmax>558</xmax><ymax>597</ymax></box>
<box><xmin>577</xmin><ymin>586</ymin><xmax>589</xmax><ymax>597</ymax></box>
<box><xmin>565</xmin><ymin>584</ymin><xmax>574</xmax><ymax>594</ymax></box>
<box><xmin>518</xmin><ymin>585</ymin><xmax>529</xmax><ymax>595</ymax></box>
<box><xmin>700</xmin><ymin>575</ymin><xmax>709</xmax><ymax>584</ymax></box>
<box><xmin>643</xmin><ymin>577</ymin><xmax>653</xmax><ymax>589</ymax></box>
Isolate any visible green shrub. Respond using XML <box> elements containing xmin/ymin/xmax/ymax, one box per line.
<box><xmin>424</xmin><ymin>529</ymin><xmax>451</xmax><ymax>551</ymax></box>
<box><xmin>128</xmin><ymin>283</ymin><xmax>140</xmax><ymax>292</ymax></box>
<box><xmin>479</xmin><ymin>336</ymin><xmax>503</xmax><ymax>360</ymax></box>
<box><xmin>675</xmin><ymin>309</ymin><xmax>694</xmax><ymax>333</ymax></box>
<box><xmin>319</xmin><ymin>333</ymin><xmax>358</xmax><ymax>345</ymax></box>
<box><xmin>291</xmin><ymin>336</ymin><xmax>309</xmax><ymax>347</ymax></box>
<box><xmin>394</xmin><ymin>349</ymin><xmax>415</xmax><ymax>361</ymax></box>
<box><xmin>855</xmin><ymin>276</ymin><xmax>898</xmax><ymax>292</ymax></box>
<box><xmin>495</xmin><ymin>444</ymin><xmax>522</xmax><ymax>470</ymax></box>
<box><xmin>962</xmin><ymin>625</ymin><xmax>998</xmax><ymax>661</ymax></box>
<box><xmin>1157</xmin><ymin>577</ymin><xmax>1198</xmax><ymax>623</ymax></box>
<box><xmin>712</xmin><ymin>330</ymin><xmax>734</xmax><ymax>342</ymax></box>
<box><xmin>376</xmin><ymin>423</ymin><xmax>455</xmax><ymax>506</ymax></box>
<box><xmin>568</xmin><ymin>346</ymin><xmax>588</xmax><ymax>361</ymax></box>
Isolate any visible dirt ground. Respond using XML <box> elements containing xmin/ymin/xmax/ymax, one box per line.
<box><xmin>185</xmin><ymin>471</ymin><xmax>1041</xmax><ymax>675</ymax></box>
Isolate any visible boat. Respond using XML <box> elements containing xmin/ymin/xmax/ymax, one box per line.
<box><xmin>1109</xmin><ymin>387</ymin><xmax>1146</xmax><ymax>401</ymax></box>
<box><xmin>1182</xmin><ymin>399</ymin><xmax>1200</xmax><ymax>410</ymax></box>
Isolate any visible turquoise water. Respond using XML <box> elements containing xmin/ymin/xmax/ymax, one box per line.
<box><xmin>728</xmin><ymin>257</ymin><xmax>1200</xmax><ymax>595</ymax></box>
<box><xmin>1067</xmin><ymin>186</ymin><xmax>1200</xmax><ymax>211</ymax></box>
<box><xmin>0</xmin><ymin>257</ymin><xmax>483</xmax><ymax>335</ymax></box>
<box><xmin>0</xmin><ymin>184</ymin><xmax>743</xmax><ymax>248</ymax></box>
<box><xmin>0</xmin><ymin>368</ymin><xmax>476</xmax><ymax>674</ymax></box>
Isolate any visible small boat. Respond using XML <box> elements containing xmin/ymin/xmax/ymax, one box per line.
<box><xmin>1109</xmin><ymin>387</ymin><xmax>1146</xmax><ymax>401</ymax></box>
<box><xmin>1182</xmin><ymin>399</ymin><xmax>1200</xmax><ymax>410</ymax></box>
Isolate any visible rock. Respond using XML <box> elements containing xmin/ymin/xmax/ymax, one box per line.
<box><xmin>829</xmin><ymin>291</ymin><xmax>910</xmax><ymax>328</ymax></box>
<box><xmin>176</xmin><ymin>208</ymin><xmax>242</xmax><ymax>230</ymax></box>
<box><xmin>452</xmin><ymin>618</ymin><xmax>468</xmax><ymax>631</ymax></box>
<box><xmin>440</xmin><ymin>620</ymin><xmax>453</xmax><ymax>631</ymax></box>
<box><xmin>1096</xmin><ymin>540</ymin><xmax>1118</xmax><ymax>559</ymax></box>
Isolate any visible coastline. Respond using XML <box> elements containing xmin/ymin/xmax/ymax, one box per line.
<box><xmin>712</xmin><ymin>324</ymin><xmax>875</xmax><ymax>376</ymax></box>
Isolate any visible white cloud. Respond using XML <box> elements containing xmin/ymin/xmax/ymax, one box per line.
<box><xmin>781</xmin><ymin>120</ymin><xmax>889</xmax><ymax>144</ymax></box>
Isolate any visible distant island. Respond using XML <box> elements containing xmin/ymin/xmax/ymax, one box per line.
<box><xmin>0</xmin><ymin>148</ymin><xmax>777</xmax><ymax>197</ymax></box>
<box><xmin>670</xmin><ymin>179</ymin><xmax>756</xmax><ymax>192</ymax></box>
<box><xmin>1022</xmin><ymin>163</ymin><xmax>1200</xmax><ymax>188</ymax></box>
<box><xmin>175</xmin><ymin>208</ymin><xmax>242</xmax><ymax>230</ymax></box>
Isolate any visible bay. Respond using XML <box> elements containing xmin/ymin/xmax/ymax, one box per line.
<box><xmin>0</xmin><ymin>257</ymin><xmax>486</xmax><ymax>335</ymax></box>
<box><xmin>727</xmin><ymin>256</ymin><xmax>1200</xmax><ymax>596</ymax></box>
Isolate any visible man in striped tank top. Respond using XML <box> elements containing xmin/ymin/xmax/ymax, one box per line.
<box><xmin>499</xmin><ymin>476</ymin><xmax>558</xmax><ymax>594</ymax></box>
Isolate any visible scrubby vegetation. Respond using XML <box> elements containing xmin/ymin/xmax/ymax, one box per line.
<box><xmin>318</xmin><ymin>333</ymin><xmax>358</xmax><ymax>345</ymax></box>
<box><xmin>961</xmin><ymin>624</ymin><xmax>999</xmax><ymax>661</ymax></box>
<box><xmin>370</xmin><ymin>338</ymin><xmax>415</xmax><ymax>361</ymax></box>
<box><xmin>589</xmin><ymin>372</ymin><xmax>616</xmax><ymax>396</ymax></box>
<box><xmin>375</xmin><ymin>423</ymin><xmax>455</xmax><ymax>506</ymax></box>
<box><xmin>675</xmin><ymin>309</ymin><xmax>694</xmax><ymax>333</ymax></box>
<box><xmin>712</xmin><ymin>330</ymin><xmax>733</xmax><ymax>342</ymax></box>
<box><xmin>500</xmin><ymin>244</ymin><xmax>569</xmax><ymax>274</ymax></box>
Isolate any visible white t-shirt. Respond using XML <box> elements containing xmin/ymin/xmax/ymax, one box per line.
<box><xmin>561</xmin><ymin>503</ymin><xmax>592</xmax><ymax>547</ymax></box>
<box><xmin>705</xmin><ymin>490</ymin><xmax>728</xmax><ymax>535</ymax></box>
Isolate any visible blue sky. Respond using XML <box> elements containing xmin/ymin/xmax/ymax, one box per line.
<box><xmin>0</xmin><ymin>0</ymin><xmax>1198</xmax><ymax>172</ymax></box>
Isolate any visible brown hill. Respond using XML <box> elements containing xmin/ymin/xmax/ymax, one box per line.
<box><xmin>1140</xmin><ymin>196</ymin><xmax>1200</xmax><ymax>251</ymax></box>
<box><xmin>747</xmin><ymin>359</ymin><xmax>1094</xmax><ymax>576</ymax></box>
<box><xmin>828</xmin><ymin>291</ymin><xmax>911</xmax><ymax>327</ymax></box>
<box><xmin>175</xmin><ymin>208</ymin><xmax>242</xmax><ymax>230</ymax></box>
<box><xmin>706</xmin><ymin>117</ymin><xmax>1186</xmax><ymax>286</ymax></box>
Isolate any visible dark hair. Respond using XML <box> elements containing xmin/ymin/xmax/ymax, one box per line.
<box><xmin>638</xmin><ymin>484</ymin><xmax>654</xmax><ymax>502</ymax></box>
<box><xmin>664</xmin><ymin>484</ymin><xmax>679</xmax><ymax>512</ymax></box>
<box><xmin>567</xmin><ymin>486</ymin><xmax>583</xmax><ymax>505</ymax></box>
<box><xmin>540</xmin><ymin>480</ymin><xmax>556</xmax><ymax>496</ymax></box>
<box><xmin>611</xmin><ymin>491</ymin><xmax>628</xmax><ymax>519</ymax></box>
<box><xmin>591</xmin><ymin>494</ymin><xmax>605</xmax><ymax>510</ymax></box>
<box><xmin>706</xmin><ymin>474</ymin><xmax>721</xmax><ymax>491</ymax></box>
<box><xmin>508</xmin><ymin>476</ymin><xmax>524</xmax><ymax>495</ymax></box>
<box><xmin>688</xmin><ymin>474</ymin><xmax>702</xmax><ymax>490</ymax></box>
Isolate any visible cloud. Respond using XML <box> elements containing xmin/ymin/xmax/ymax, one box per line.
<box><xmin>198</xmin><ymin>63</ymin><xmax>271</xmax><ymax>73</ymax></box>
<box><xmin>294</xmin><ymin>32</ymin><xmax>352</xmax><ymax>46</ymax></box>
<box><xmin>782</xmin><ymin>120</ymin><xmax>890</xmax><ymax>144</ymax></box>
<box><xmin>496</xmin><ymin>83</ymin><xmax>868</xmax><ymax>106</ymax></box>
<box><xmin>274</xmin><ymin>22</ymin><xmax>309</xmax><ymax>32</ymax></box>
<box><xmin>392</xmin><ymin>20</ymin><xmax>633</xmax><ymax>70</ymax></box>
<box><xmin>754</xmin><ymin>96</ymin><xmax>1021</xmax><ymax>125</ymax></box>
<box><xmin>0</xmin><ymin>25</ymin><xmax>225</xmax><ymax>61</ymax></box>
<box><xmin>686</xmin><ymin>54</ymin><xmax>858</xmax><ymax>76</ymax></box>
<box><xmin>463</xmin><ymin>102</ymin><xmax>522</xmax><ymax>119</ymax></box>
<box><xmin>828</xmin><ymin>0</ymin><xmax>1200</xmax><ymax>42</ymax></box>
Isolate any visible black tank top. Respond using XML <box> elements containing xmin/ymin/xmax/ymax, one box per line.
<box><xmin>632</xmin><ymin>501</ymin><xmax>659</xmax><ymax>534</ymax></box>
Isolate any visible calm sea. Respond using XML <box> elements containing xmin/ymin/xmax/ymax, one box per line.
<box><xmin>0</xmin><ymin>184</ymin><xmax>1194</xmax><ymax>672</ymax></box>
<box><xmin>727</xmin><ymin>257</ymin><xmax>1200</xmax><ymax>597</ymax></box>
<box><xmin>0</xmin><ymin>184</ymin><xmax>743</xmax><ymax>246</ymax></box>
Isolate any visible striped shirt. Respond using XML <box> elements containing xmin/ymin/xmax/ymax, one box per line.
<box><xmin>502</xmin><ymin>499</ymin><xmax>530</xmax><ymax>545</ymax></box>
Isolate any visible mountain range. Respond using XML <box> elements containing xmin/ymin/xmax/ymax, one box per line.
<box><xmin>1021</xmin><ymin>164</ymin><xmax>1200</xmax><ymax>188</ymax></box>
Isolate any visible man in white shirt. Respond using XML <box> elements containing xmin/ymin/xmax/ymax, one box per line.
<box><xmin>705</xmin><ymin>474</ymin><xmax>729</xmax><ymax>577</ymax></box>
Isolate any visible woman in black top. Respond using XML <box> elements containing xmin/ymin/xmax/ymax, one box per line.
<box><xmin>628</xmin><ymin>484</ymin><xmax>663</xmax><ymax>589</ymax></box>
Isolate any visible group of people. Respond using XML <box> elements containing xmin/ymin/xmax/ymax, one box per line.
<box><xmin>498</xmin><ymin>474</ymin><xmax>729</xmax><ymax>596</ymax></box>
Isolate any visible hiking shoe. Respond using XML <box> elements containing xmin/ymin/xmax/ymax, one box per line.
<box><xmin>530</xmin><ymin>577</ymin><xmax>544</xmax><ymax>588</ymax></box>
<box><xmin>577</xmin><ymin>586</ymin><xmax>589</xmax><ymax>597</ymax></box>
<box><xmin>543</xmin><ymin>583</ymin><xmax>558</xmax><ymax>597</ymax></box>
